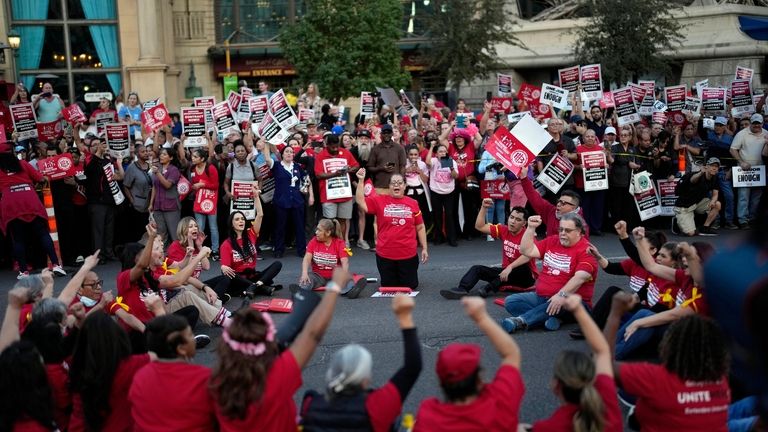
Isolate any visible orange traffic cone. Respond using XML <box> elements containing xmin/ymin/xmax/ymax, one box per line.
<box><xmin>42</xmin><ymin>186</ymin><xmax>62</xmax><ymax>266</ymax></box>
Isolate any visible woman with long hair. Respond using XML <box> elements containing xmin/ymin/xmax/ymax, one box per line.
<box><xmin>210</xmin><ymin>268</ymin><xmax>349</xmax><ymax>431</ymax></box>
<box><xmin>68</xmin><ymin>311</ymin><xmax>152</xmax><ymax>432</ymax></box>
<box><xmin>118</xmin><ymin>91</ymin><xmax>143</xmax><ymax>138</ymax></box>
<box><xmin>0</xmin><ymin>143</ymin><xmax>66</xmax><ymax>279</ymax></box>
<box><xmin>426</xmin><ymin>143</ymin><xmax>458</xmax><ymax>246</ymax></box>
<box><xmin>190</xmin><ymin>148</ymin><xmax>221</xmax><ymax>259</ymax></box>
<box><xmin>0</xmin><ymin>341</ymin><xmax>58</xmax><ymax>431</ymax></box>
<box><xmin>404</xmin><ymin>144</ymin><xmax>431</xmax><ymax>233</ymax></box>
<box><xmin>149</xmin><ymin>147</ymin><xmax>182</xmax><ymax>243</ymax></box>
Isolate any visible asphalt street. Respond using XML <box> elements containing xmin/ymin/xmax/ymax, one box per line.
<box><xmin>0</xmin><ymin>227</ymin><xmax>745</xmax><ymax>427</ymax></box>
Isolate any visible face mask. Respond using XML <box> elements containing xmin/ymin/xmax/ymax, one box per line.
<box><xmin>79</xmin><ymin>295</ymin><xmax>98</xmax><ymax>308</ymax></box>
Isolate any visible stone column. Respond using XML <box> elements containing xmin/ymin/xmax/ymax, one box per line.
<box><xmin>137</xmin><ymin>0</ymin><xmax>161</xmax><ymax>63</ymax></box>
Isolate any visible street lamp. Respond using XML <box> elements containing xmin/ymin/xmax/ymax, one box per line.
<box><xmin>7</xmin><ymin>31</ymin><xmax>20</xmax><ymax>50</ymax></box>
<box><xmin>2</xmin><ymin>30</ymin><xmax>21</xmax><ymax>85</ymax></box>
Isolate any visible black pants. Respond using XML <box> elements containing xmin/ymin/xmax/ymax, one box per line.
<box><xmin>406</xmin><ymin>185</ymin><xmax>432</xmax><ymax>233</ymax></box>
<box><xmin>608</xmin><ymin>185</ymin><xmax>639</xmax><ymax>230</ymax></box>
<box><xmin>455</xmin><ymin>186</ymin><xmax>480</xmax><ymax>238</ymax></box>
<box><xmin>8</xmin><ymin>218</ymin><xmax>60</xmax><ymax>270</ymax></box>
<box><xmin>431</xmin><ymin>190</ymin><xmax>456</xmax><ymax>243</ymax></box>
<box><xmin>457</xmin><ymin>264</ymin><xmax>535</xmax><ymax>293</ymax></box>
<box><xmin>376</xmin><ymin>254</ymin><xmax>419</xmax><ymax>289</ymax></box>
<box><xmin>214</xmin><ymin>261</ymin><xmax>283</xmax><ymax>297</ymax></box>
<box><xmin>590</xmin><ymin>285</ymin><xmax>643</xmax><ymax>329</ymax></box>
<box><xmin>89</xmin><ymin>203</ymin><xmax>116</xmax><ymax>258</ymax></box>
<box><xmin>125</xmin><ymin>205</ymin><xmax>150</xmax><ymax>244</ymax></box>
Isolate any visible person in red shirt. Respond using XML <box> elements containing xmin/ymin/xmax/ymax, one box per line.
<box><xmin>525</xmin><ymin>294</ymin><xmax>623</xmax><ymax>432</ymax></box>
<box><xmin>190</xmin><ymin>148</ymin><xmax>221</xmax><ymax>260</ymax></box>
<box><xmin>314</xmin><ymin>134</ymin><xmax>359</xmax><ymax>247</ymax></box>
<box><xmin>210</xmin><ymin>268</ymin><xmax>349</xmax><ymax>431</ymax></box>
<box><xmin>218</xmin><ymin>191</ymin><xmax>283</xmax><ymax>298</ymax></box>
<box><xmin>441</xmin><ymin>201</ymin><xmax>536</xmax><ymax>299</ymax></box>
<box><xmin>502</xmin><ymin>213</ymin><xmax>598</xmax><ymax>333</ymax></box>
<box><xmin>129</xmin><ymin>314</ymin><xmax>216</xmax><ymax>432</ymax></box>
<box><xmin>415</xmin><ymin>297</ymin><xmax>525</xmax><ymax>431</ymax></box>
<box><xmin>355</xmin><ymin>169</ymin><xmax>428</xmax><ymax>289</ymax></box>
<box><xmin>605</xmin><ymin>298</ymin><xmax>730</xmax><ymax>432</ymax></box>
<box><xmin>300</xmin><ymin>295</ymin><xmax>422</xmax><ymax>431</ymax></box>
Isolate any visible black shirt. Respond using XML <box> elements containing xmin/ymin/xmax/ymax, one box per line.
<box><xmin>675</xmin><ymin>171</ymin><xmax>719</xmax><ymax>208</ymax></box>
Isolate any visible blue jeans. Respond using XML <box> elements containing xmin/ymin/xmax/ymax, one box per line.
<box><xmin>615</xmin><ymin>309</ymin><xmax>668</xmax><ymax>360</ymax></box>
<box><xmin>728</xmin><ymin>396</ymin><xmax>758</xmax><ymax>432</ymax></box>
<box><xmin>194</xmin><ymin>212</ymin><xmax>220</xmax><ymax>251</ymax></box>
<box><xmin>737</xmin><ymin>187</ymin><xmax>763</xmax><ymax>224</ymax></box>
<box><xmin>504</xmin><ymin>292</ymin><xmax>585</xmax><ymax>330</ymax></box>
<box><xmin>486</xmin><ymin>199</ymin><xmax>506</xmax><ymax>225</ymax></box>
<box><xmin>717</xmin><ymin>170</ymin><xmax>734</xmax><ymax>224</ymax></box>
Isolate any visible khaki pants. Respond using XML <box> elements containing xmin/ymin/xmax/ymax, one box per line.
<box><xmin>166</xmin><ymin>286</ymin><xmax>227</xmax><ymax>326</ymax></box>
<box><xmin>674</xmin><ymin>198</ymin><xmax>711</xmax><ymax>234</ymax></box>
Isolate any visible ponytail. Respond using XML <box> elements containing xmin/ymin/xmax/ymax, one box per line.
<box><xmin>317</xmin><ymin>218</ymin><xmax>342</xmax><ymax>239</ymax></box>
<box><xmin>331</xmin><ymin>219</ymin><xmax>342</xmax><ymax>239</ymax></box>
<box><xmin>573</xmin><ymin>383</ymin><xmax>605</xmax><ymax>432</ymax></box>
<box><xmin>553</xmin><ymin>351</ymin><xmax>606</xmax><ymax>432</ymax></box>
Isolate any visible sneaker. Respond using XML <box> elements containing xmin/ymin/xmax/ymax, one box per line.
<box><xmin>357</xmin><ymin>240</ymin><xmax>371</xmax><ymax>250</ymax></box>
<box><xmin>345</xmin><ymin>277</ymin><xmax>367</xmax><ymax>299</ymax></box>
<box><xmin>194</xmin><ymin>334</ymin><xmax>212</xmax><ymax>349</ymax></box>
<box><xmin>468</xmin><ymin>284</ymin><xmax>492</xmax><ymax>298</ymax></box>
<box><xmin>725</xmin><ymin>222</ymin><xmax>739</xmax><ymax>230</ymax></box>
<box><xmin>221</xmin><ymin>293</ymin><xmax>231</xmax><ymax>305</ymax></box>
<box><xmin>439</xmin><ymin>288</ymin><xmax>468</xmax><ymax>300</ymax></box>
<box><xmin>289</xmin><ymin>284</ymin><xmax>301</xmax><ymax>295</ymax></box>
<box><xmin>52</xmin><ymin>265</ymin><xmax>67</xmax><ymax>277</ymax></box>
<box><xmin>17</xmin><ymin>271</ymin><xmax>29</xmax><ymax>280</ymax></box>
<box><xmin>699</xmin><ymin>226</ymin><xmax>718</xmax><ymax>236</ymax></box>
<box><xmin>75</xmin><ymin>255</ymin><xmax>85</xmax><ymax>264</ymax></box>
<box><xmin>211</xmin><ymin>252</ymin><xmax>220</xmax><ymax>261</ymax></box>
<box><xmin>741</xmin><ymin>222</ymin><xmax>752</xmax><ymax>230</ymax></box>
<box><xmin>258</xmin><ymin>244</ymin><xmax>273</xmax><ymax>251</ymax></box>
<box><xmin>544</xmin><ymin>316</ymin><xmax>562</xmax><ymax>331</ymax></box>
<box><xmin>568</xmin><ymin>328</ymin><xmax>585</xmax><ymax>340</ymax></box>
<box><xmin>711</xmin><ymin>221</ymin><xmax>720</xmax><ymax>230</ymax></box>
<box><xmin>486</xmin><ymin>235</ymin><xmax>494</xmax><ymax>242</ymax></box>
<box><xmin>501</xmin><ymin>317</ymin><xmax>527</xmax><ymax>333</ymax></box>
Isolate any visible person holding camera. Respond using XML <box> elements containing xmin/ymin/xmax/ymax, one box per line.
<box><xmin>32</xmin><ymin>82</ymin><xmax>64</xmax><ymax>123</ymax></box>
<box><xmin>367</xmin><ymin>124</ymin><xmax>407</xmax><ymax>195</ymax></box>
<box><xmin>426</xmin><ymin>143</ymin><xmax>458</xmax><ymax>246</ymax></box>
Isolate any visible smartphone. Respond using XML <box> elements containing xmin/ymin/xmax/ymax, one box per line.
<box><xmin>486</xmin><ymin>91</ymin><xmax>493</xmax><ymax>102</ymax></box>
<box><xmin>386</xmin><ymin>162</ymin><xmax>395</xmax><ymax>168</ymax></box>
<box><xmin>440</xmin><ymin>157</ymin><xmax>453</xmax><ymax>169</ymax></box>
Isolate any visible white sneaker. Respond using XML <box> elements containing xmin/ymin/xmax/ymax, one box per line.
<box><xmin>487</xmin><ymin>235</ymin><xmax>494</xmax><ymax>242</ymax></box>
<box><xmin>75</xmin><ymin>256</ymin><xmax>85</xmax><ymax>264</ymax></box>
<box><xmin>52</xmin><ymin>265</ymin><xmax>67</xmax><ymax>277</ymax></box>
<box><xmin>17</xmin><ymin>271</ymin><xmax>29</xmax><ymax>280</ymax></box>
<box><xmin>357</xmin><ymin>240</ymin><xmax>371</xmax><ymax>250</ymax></box>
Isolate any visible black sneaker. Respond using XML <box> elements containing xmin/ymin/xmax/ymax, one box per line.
<box><xmin>439</xmin><ymin>288</ymin><xmax>468</xmax><ymax>299</ymax></box>
<box><xmin>211</xmin><ymin>252</ymin><xmax>220</xmax><ymax>261</ymax></box>
<box><xmin>468</xmin><ymin>285</ymin><xmax>492</xmax><ymax>298</ymax></box>
<box><xmin>345</xmin><ymin>277</ymin><xmax>367</xmax><ymax>299</ymax></box>
<box><xmin>289</xmin><ymin>284</ymin><xmax>301</xmax><ymax>295</ymax></box>
<box><xmin>221</xmin><ymin>293</ymin><xmax>231</xmax><ymax>305</ymax></box>
<box><xmin>568</xmin><ymin>328</ymin><xmax>585</xmax><ymax>340</ymax></box>
<box><xmin>194</xmin><ymin>334</ymin><xmax>211</xmax><ymax>349</ymax></box>
<box><xmin>699</xmin><ymin>226</ymin><xmax>718</xmax><ymax>236</ymax></box>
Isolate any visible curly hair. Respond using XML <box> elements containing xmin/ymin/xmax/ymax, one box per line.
<box><xmin>660</xmin><ymin>314</ymin><xmax>729</xmax><ymax>382</ymax></box>
<box><xmin>210</xmin><ymin>308</ymin><xmax>279</xmax><ymax>420</ymax></box>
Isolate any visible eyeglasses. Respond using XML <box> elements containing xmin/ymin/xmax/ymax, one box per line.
<box><xmin>390</xmin><ymin>180</ymin><xmax>405</xmax><ymax>186</ymax></box>
<box><xmin>558</xmin><ymin>227</ymin><xmax>579</xmax><ymax>234</ymax></box>
<box><xmin>556</xmin><ymin>200</ymin><xmax>575</xmax><ymax>206</ymax></box>
<box><xmin>82</xmin><ymin>280</ymin><xmax>103</xmax><ymax>288</ymax></box>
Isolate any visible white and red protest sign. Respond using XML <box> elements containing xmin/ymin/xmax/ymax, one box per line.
<box><xmin>537</xmin><ymin>153</ymin><xmax>574</xmax><ymax>194</ymax></box>
<box><xmin>360</xmin><ymin>91</ymin><xmax>376</xmax><ymax>120</ymax></box>
<box><xmin>507</xmin><ymin>111</ymin><xmax>531</xmax><ymax>124</ymax></box>
<box><xmin>664</xmin><ymin>85</ymin><xmax>687</xmax><ymax>112</ymax></box>
<box><xmin>36</xmin><ymin>120</ymin><xmax>63</xmax><ymax>142</ymax></box>
<box><xmin>599</xmin><ymin>92</ymin><xmax>615</xmax><ymax>109</ymax></box>
<box><xmin>10</xmin><ymin>103</ymin><xmax>38</xmax><ymax>140</ymax></box>
<box><xmin>732</xmin><ymin>166</ymin><xmax>766</xmax><ymax>188</ymax></box>
<box><xmin>62</xmin><ymin>104</ymin><xmax>87</xmax><ymax>126</ymax></box>
<box><xmin>268</xmin><ymin>89</ymin><xmax>298</xmax><ymax>130</ymax></box>
<box><xmin>638</xmin><ymin>80</ymin><xmax>655</xmax><ymax>96</ymax></box>
<box><xmin>735</xmin><ymin>66</ymin><xmax>754</xmax><ymax>82</ymax></box>
<box><xmin>558</xmin><ymin>65</ymin><xmax>580</xmax><ymax>93</ymax></box>
<box><xmin>249</xmin><ymin>95</ymin><xmax>269</xmax><ymax>128</ymax></box>
<box><xmin>177</xmin><ymin>176</ymin><xmax>192</xmax><ymax>200</ymax></box>
<box><xmin>142</xmin><ymin>98</ymin><xmax>160</xmax><ymax>110</ymax></box>
<box><xmin>730</xmin><ymin>80</ymin><xmax>754</xmax><ymax>116</ymax></box>
<box><xmin>193</xmin><ymin>96</ymin><xmax>216</xmax><ymax>132</ymax></box>
<box><xmin>256</xmin><ymin>161</ymin><xmax>275</xmax><ymax>203</ymax></box>
<box><xmin>682</xmin><ymin>96</ymin><xmax>702</xmax><ymax>116</ymax></box>
<box><xmin>141</xmin><ymin>103</ymin><xmax>171</xmax><ymax>133</ymax></box>
<box><xmin>181</xmin><ymin>107</ymin><xmax>207</xmax><ymax>147</ymax></box>
<box><xmin>322</xmin><ymin>158</ymin><xmax>353</xmax><ymax>200</ymax></box>
<box><xmin>652</xmin><ymin>111</ymin><xmax>668</xmax><ymax>125</ymax></box>
<box><xmin>637</xmin><ymin>82</ymin><xmax>655</xmax><ymax>116</ymax></box>
<box><xmin>579</xmin><ymin>64</ymin><xmax>603</xmax><ymax>100</ymax></box>
<box><xmin>37</xmin><ymin>153</ymin><xmax>76</xmax><ymax>180</ymax></box>
<box><xmin>634</xmin><ymin>181</ymin><xmax>662</xmax><ymax>221</ymax></box>
<box><xmin>484</xmin><ymin>115</ymin><xmax>551</xmax><ymax>178</ymax></box>
<box><xmin>481</xmin><ymin>179</ymin><xmax>511</xmax><ymax>200</ymax></box>
<box><xmin>540</xmin><ymin>83</ymin><xmax>569</xmax><ymax>110</ymax></box>
<box><xmin>237</xmin><ymin>90</ymin><xmax>252</xmax><ymax>123</ymax></box>
<box><xmin>193</xmin><ymin>188</ymin><xmax>218</xmax><ymax>215</ymax></box>
<box><xmin>694</xmin><ymin>79</ymin><xmax>709</xmax><ymax>97</ymax></box>
<box><xmin>227</xmin><ymin>91</ymin><xmax>242</xmax><ymax>114</ymax></box>
<box><xmin>258</xmin><ymin>112</ymin><xmax>290</xmax><ymax>145</ymax></box>
<box><xmin>491</xmin><ymin>97</ymin><xmax>514</xmax><ymax>114</ymax></box>
<box><xmin>657</xmin><ymin>179</ymin><xmax>678</xmax><ymax>216</ymax></box>
<box><xmin>628</xmin><ymin>83</ymin><xmax>646</xmax><ymax>106</ymax></box>
<box><xmin>581</xmin><ymin>151</ymin><xmax>608</xmax><ymax>191</ymax></box>
<box><xmin>701</xmin><ymin>87</ymin><xmax>727</xmax><ymax>112</ymax></box>
<box><xmin>241</xmin><ymin>87</ymin><xmax>253</xmax><ymax>98</ymax></box>
<box><xmin>298</xmin><ymin>108</ymin><xmax>314</xmax><ymax>125</ymax></box>
<box><xmin>211</xmin><ymin>101</ymin><xmax>239</xmax><ymax>136</ymax></box>
<box><xmin>105</xmin><ymin>123</ymin><xmax>130</xmax><ymax>159</ymax></box>
<box><xmin>612</xmin><ymin>87</ymin><xmax>641</xmax><ymax>126</ymax></box>
<box><xmin>497</xmin><ymin>73</ymin><xmax>513</xmax><ymax>97</ymax></box>
<box><xmin>518</xmin><ymin>83</ymin><xmax>540</xmax><ymax>104</ymax></box>
<box><xmin>94</xmin><ymin>111</ymin><xmax>116</xmax><ymax>134</ymax></box>
<box><xmin>230</xmin><ymin>180</ymin><xmax>257</xmax><ymax>219</ymax></box>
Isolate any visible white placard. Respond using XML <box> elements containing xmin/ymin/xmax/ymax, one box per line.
<box><xmin>732</xmin><ymin>166</ymin><xmax>766</xmax><ymax>187</ymax></box>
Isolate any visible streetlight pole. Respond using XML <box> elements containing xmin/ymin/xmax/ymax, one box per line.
<box><xmin>7</xmin><ymin>30</ymin><xmax>21</xmax><ymax>85</ymax></box>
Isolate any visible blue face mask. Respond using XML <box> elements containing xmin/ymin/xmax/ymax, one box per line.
<box><xmin>79</xmin><ymin>295</ymin><xmax>98</xmax><ymax>308</ymax></box>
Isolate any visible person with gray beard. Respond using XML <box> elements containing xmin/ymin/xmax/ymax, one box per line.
<box><xmin>351</xmin><ymin>129</ymin><xmax>374</xmax><ymax>249</ymax></box>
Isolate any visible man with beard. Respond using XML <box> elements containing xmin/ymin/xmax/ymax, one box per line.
<box><xmin>351</xmin><ymin>129</ymin><xmax>374</xmax><ymax>249</ymax></box>
<box><xmin>440</xmin><ymin>202</ymin><xmax>537</xmax><ymax>299</ymax></box>
<box><xmin>501</xmin><ymin>213</ymin><xmax>598</xmax><ymax>333</ymax></box>
<box><xmin>367</xmin><ymin>124</ymin><xmax>406</xmax><ymax>195</ymax></box>
<box><xmin>583</xmin><ymin>105</ymin><xmax>608</xmax><ymax>141</ymax></box>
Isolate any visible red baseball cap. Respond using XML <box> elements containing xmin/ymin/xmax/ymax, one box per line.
<box><xmin>436</xmin><ymin>343</ymin><xmax>481</xmax><ymax>384</ymax></box>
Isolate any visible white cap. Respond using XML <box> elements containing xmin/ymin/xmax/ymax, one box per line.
<box><xmin>604</xmin><ymin>126</ymin><xmax>617</xmax><ymax>135</ymax></box>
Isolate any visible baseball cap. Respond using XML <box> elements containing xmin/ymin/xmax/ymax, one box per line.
<box><xmin>436</xmin><ymin>343</ymin><xmax>481</xmax><ymax>384</ymax></box>
<box><xmin>714</xmin><ymin>116</ymin><xmax>727</xmax><ymax>125</ymax></box>
<box><xmin>331</xmin><ymin>125</ymin><xmax>344</xmax><ymax>135</ymax></box>
<box><xmin>706</xmin><ymin>157</ymin><xmax>721</xmax><ymax>166</ymax></box>
<box><xmin>570</xmin><ymin>115</ymin><xmax>584</xmax><ymax>124</ymax></box>
<box><xmin>750</xmin><ymin>113</ymin><xmax>764</xmax><ymax>124</ymax></box>
<box><xmin>380</xmin><ymin>124</ymin><xmax>393</xmax><ymax>133</ymax></box>
<box><xmin>357</xmin><ymin>129</ymin><xmax>371</xmax><ymax>138</ymax></box>
<box><xmin>604</xmin><ymin>126</ymin><xmax>616</xmax><ymax>135</ymax></box>
<box><xmin>307</xmin><ymin>118</ymin><xmax>317</xmax><ymax>125</ymax></box>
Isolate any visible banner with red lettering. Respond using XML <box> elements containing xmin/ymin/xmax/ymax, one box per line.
<box><xmin>181</xmin><ymin>107</ymin><xmax>207</xmax><ymax>147</ymax></box>
<box><xmin>537</xmin><ymin>153</ymin><xmax>574</xmax><ymax>194</ymax></box>
<box><xmin>664</xmin><ymin>85</ymin><xmax>687</xmax><ymax>112</ymax></box>
<box><xmin>579</xmin><ymin>64</ymin><xmax>603</xmax><ymax>100</ymax></box>
<box><xmin>10</xmin><ymin>103</ymin><xmax>38</xmax><ymax>140</ymax></box>
<box><xmin>37</xmin><ymin>153</ymin><xmax>76</xmax><ymax>180</ymax></box>
<box><xmin>94</xmin><ymin>111</ymin><xmax>116</xmax><ymax>134</ymax></box>
<box><xmin>258</xmin><ymin>112</ymin><xmax>290</xmax><ymax>145</ymax></box>
<box><xmin>193</xmin><ymin>188</ymin><xmax>218</xmax><ymax>215</ymax></box>
<box><xmin>657</xmin><ymin>179</ymin><xmax>678</xmax><ymax>216</ymax></box>
<box><xmin>212</xmin><ymin>101</ymin><xmax>238</xmax><ymax>136</ymax></box>
<box><xmin>481</xmin><ymin>179</ymin><xmax>511</xmax><ymax>200</ymax></box>
<box><xmin>484</xmin><ymin>115</ymin><xmax>551</xmax><ymax>178</ymax></box>
<box><xmin>558</xmin><ymin>66</ymin><xmax>580</xmax><ymax>93</ymax></box>
<box><xmin>105</xmin><ymin>123</ymin><xmax>130</xmax><ymax>159</ymax></box>
<box><xmin>249</xmin><ymin>95</ymin><xmax>269</xmax><ymax>128</ymax></box>
<box><xmin>299</xmin><ymin>108</ymin><xmax>314</xmax><ymax>125</ymax></box>
<box><xmin>735</xmin><ymin>65</ymin><xmax>754</xmax><ymax>82</ymax></box>
<box><xmin>730</xmin><ymin>79</ymin><xmax>754</xmax><ymax>116</ymax></box>
<box><xmin>490</xmin><ymin>97</ymin><xmax>514</xmax><ymax>114</ymax></box>
<box><xmin>36</xmin><ymin>120</ymin><xmax>64</xmax><ymax>142</ymax></box>
<box><xmin>581</xmin><ymin>151</ymin><xmax>609</xmax><ymax>191</ymax></box>
<box><xmin>628</xmin><ymin>83</ymin><xmax>646</xmax><ymax>106</ymax></box>
<box><xmin>268</xmin><ymin>89</ymin><xmax>299</xmax><ymax>130</ymax></box>
<box><xmin>141</xmin><ymin>103</ymin><xmax>172</xmax><ymax>133</ymax></box>
<box><xmin>193</xmin><ymin>96</ymin><xmax>216</xmax><ymax>132</ymax></box>
<box><xmin>230</xmin><ymin>180</ymin><xmax>257</xmax><ymax>219</ymax></box>
<box><xmin>497</xmin><ymin>73</ymin><xmax>513</xmax><ymax>97</ymax></box>
<box><xmin>227</xmin><ymin>90</ymin><xmax>242</xmax><ymax>114</ymax></box>
<box><xmin>634</xmin><ymin>181</ymin><xmax>662</xmax><ymax>221</ymax></box>
<box><xmin>237</xmin><ymin>89</ymin><xmax>252</xmax><ymax>123</ymax></box>
<box><xmin>701</xmin><ymin>88</ymin><xmax>727</xmax><ymax>113</ymax></box>
<box><xmin>62</xmin><ymin>104</ymin><xmax>87</xmax><ymax>126</ymax></box>
<box><xmin>612</xmin><ymin>87</ymin><xmax>641</xmax><ymax>126</ymax></box>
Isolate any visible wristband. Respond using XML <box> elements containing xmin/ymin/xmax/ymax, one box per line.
<box><xmin>326</xmin><ymin>282</ymin><xmax>342</xmax><ymax>293</ymax></box>
<box><xmin>557</xmin><ymin>290</ymin><xmax>568</xmax><ymax>298</ymax></box>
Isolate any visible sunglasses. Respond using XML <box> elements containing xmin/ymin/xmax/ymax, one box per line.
<box><xmin>556</xmin><ymin>200</ymin><xmax>575</xmax><ymax>206</ymax></box>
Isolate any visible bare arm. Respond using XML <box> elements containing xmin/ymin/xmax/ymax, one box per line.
<box><xmin>131</xmin><ymin>225</ymin><xmax>157</xmax><ymax>282</ymax></box>
<box><xmin>0</xmin><ymin>288</ymin><xmax>30</xmax><ymax>351</ymax></box>
<box><xmin>157</xmin><ymin>247</ymin><xmax>211</xmax><ymax>289</ymax></box>
<box><xmin>636</xmin><ymin>233</ymin><xmax>676</xmax><ymax>280</ymax></box>
<box><xmin>463</xmin><ymin>297</ymin><xmax>521</xmax><ymax>368</ymax></box>
<box><xmin>519</xmin><ymin>216</ymin><xmax>542</xmax><ymax>258</ymax></box>
<box><xmin>251</xmin><ymin>187</ymin><xmax>264</xmax><ymax>234</ymax></box>
<box><xmin>354</xmin><ymin>168</ymin><xmax>368</xmax><ymax>213</ymax></box>
<box><xmin>475</xmin><ymin>199</ymin><xmax>492</xmax><ymax>234</ymax></box>
<box><xmin>58</xmin><ymin>252</ymin><xmax>100</xmax><ymax>306</ymax></box>
<box><xmin>565</xmin><ymin>295</ymin><xmax>612</xmax><ymax>376</ymax></box>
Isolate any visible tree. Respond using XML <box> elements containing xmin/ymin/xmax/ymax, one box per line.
<box><xmin>280</xmin><ymin>0</ymin><xmax>411</xmax><ymax>103</ymax></box>
<box><xmin>422</xmin><ymin>0</ymin><xmax>526</xmax><ymax>94</ymax></box>
<box><xmin>572</xmin><ymin>0</ymin><xmax>685</xmax><ymax>86</ymax></box>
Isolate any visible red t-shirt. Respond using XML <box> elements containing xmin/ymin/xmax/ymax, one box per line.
<box><xmin>220</xmin><ymin>230</ymin><xmax>259</xmax><ymax>274</ymax></box>
<box><xmin>11</xmin><ymin>419</ymin><xmax>54</xmax><ymax>432</ymax></box>
<box><xmin>362</xmin><ymin>382</ymin><xmax>405</xmax><ymax>432</ymax></box>
<box><xmin>129</xmin><ymin>362</ymin><xmax>215</xmax><ymax>432</ymax></box>
<box><xmin>415</xmin><ymin>365</ymin><xmax>524</xmax><ymax>432</ymax></box>
<box><xmin>619</xmin><ymin>363</ymin><xmax>729</xmax><ymax>432</ymax></box>
<box><xmin>673</xmin><ymin>268</ymin><xmax>709</xmax><ymax>316</ymax></box>
<box><xmin>532</xmin><ymin>374</ymin><xmax>623</xmax><ymax>432</ymax></box>
<box><xmin>116</xmin><ymin>270</ymin><xmax>157</xmax><ymax>324</ymax></box>
<box><xmin>215</xmin><ymin>350</ymin><xmax>302</xmax><ymax>432</ymax></box>
<box><xmin>314</xmin><ymin>148</ymin><xmax>358</xmax><ymax>203</ymax></box>
<box><xmin>306</xmin><ymin>237</ymin><xmax>349</xmax><ymax>279</ymax></box>
<box><xmin>619</xmin><ymin>259</ymin><xmax>679</xmax><ymax>309</ymax></box>
<box><xmin>489</xmin><ymin>224</ymin><xmax>537</xmax><ymax>277</ymax></box>
<box><xmin>364</xmin><ymin>194</ymin><xmax>424</xmax><ymax>260</ymax></box>
<box><xmin>45</xmin><ymin>363</ymin><xmax>71</xmax><ymax>432</ymax></box>
<box><xmin>69</xmin><ymin>354</ymin><xmax>150</xmax><ymax>432</ymax></box>
<box><xmin>448</xmin><ymin>144</ymin><xmax>475</xmax><ymax>182</ymax></box>
<box><xmin>534</xmin><ymin>236</ymin><xmax>598</xmax><ymax>304</ymax></box>
<box><xmin>166</xmin><ymin>241</ymin><xmax>203</xmax><ymax>279</ymax></box>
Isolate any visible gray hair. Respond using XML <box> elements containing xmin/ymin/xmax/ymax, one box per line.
<box><xmin>15</xmin><ymin>275</ymin><xmax>45</xmax><ymax>300</ymax></box>
<box><xmin>325</xmin><ymin>344</ymin><xmax>373</xmax><ymax>397</ymax></box>
<box><xmin>31</xmin><ymin>298</ymin><xmax>67</xmax><ymax>326</ymax></box>
<box><xmin>560</xmin><ymin>212</ymin><xmax>587</xmax><ymax>235</ymax></box>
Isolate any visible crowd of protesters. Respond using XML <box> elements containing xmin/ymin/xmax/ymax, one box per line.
<box><xmin>0</xmin><ymin>75</ymin><xmax>766</xmax><ymax>431</ymax></box>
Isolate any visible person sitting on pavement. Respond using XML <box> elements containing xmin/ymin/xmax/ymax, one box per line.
<box><xmin>300</xmin><ymin>295</ymin><xmax>422</xmax><ymax>431</ymax></box>
<box><xmin>502</xmin><ymin>213</ymin><xmax>598</xmax><ymax>333</ymax></box>
<box><xmin>519</xmin><ymin>164</ymin><xmax>589</xmax><ymax>238</ymax></box>
<box><xmin>414</xmin><ymin>297</ymin><xmax>525</xmax><ymax>432</ymax></box>
<box><xmin>440</xmin><ymin>201</ymin><xmax>536</xmax><ymax>299</ymax></box>
<box><xmin>672</xmin><ymin>157</ymin><xmax>722</xmax><ymax>237</ymax></box>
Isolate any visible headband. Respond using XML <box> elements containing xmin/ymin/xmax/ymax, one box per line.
<box><xmin>222</xmin><ymin>312</ymin><xmax>276</xmax><ymax>356</ymax></box>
